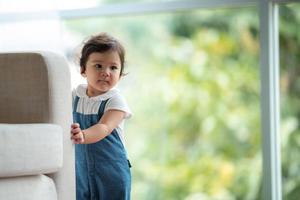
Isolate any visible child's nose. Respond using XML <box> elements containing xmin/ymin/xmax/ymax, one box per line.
<box><xmin>100</xmin><ymin>68</ymin><xmax>109</xmax><ymax>76</ymax></box>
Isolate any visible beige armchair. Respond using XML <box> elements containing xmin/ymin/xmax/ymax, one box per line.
<box><xmin>0</xmin><ymin>52</ymin><xmax>75</xmax><ymax>200</ymax></box>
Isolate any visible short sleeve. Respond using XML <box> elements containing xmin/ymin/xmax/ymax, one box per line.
<box><xmin>105</xmin><ymin>93</ymin><xmax>132</xmax><ymax>119</ymax></box>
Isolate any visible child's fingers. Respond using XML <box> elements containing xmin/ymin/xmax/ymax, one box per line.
<box><xmin>71</xmin><ymin>132</ymin><xmax>84</xmax><ymax>140</ymax></box>
<box><xmin>70</xmin><ymin>124</ymin><xmax>84</xmax><ymax>144</ymax></box>
<box><xmin>71</xmin><ymin>123</ymin><xmax>80</xmax><ymax>128</ymax></box>
<box><xmin>71</xmin><ymin>135</ymin><xmax>84</xmax><ymax>144</ymax></box>
<box><xmin>71</xmin><ymin>133</ymin><xmax>79</xmax><ymax>140</ymax></box>
<box><xmin>71</xmin><ymin>127</ymin><xmax>81</xmax><ymax>135</ymax></box>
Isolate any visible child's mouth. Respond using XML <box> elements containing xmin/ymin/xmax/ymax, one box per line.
<box><xmin>97</xmin><ymin>80</ymin><xmax>108</xmax><ymax>84</ymax></box>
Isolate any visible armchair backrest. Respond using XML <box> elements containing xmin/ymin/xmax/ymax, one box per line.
<box><xmin>0</xmin><ymin>53</ymin><xmax>50</xmax><ymax>123</ymax></box>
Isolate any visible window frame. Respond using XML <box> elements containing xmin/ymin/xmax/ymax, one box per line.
<box><xmin>260</xmin><ymin>1</ymin><xmax>281</xmax><ymax>199</ymax></box>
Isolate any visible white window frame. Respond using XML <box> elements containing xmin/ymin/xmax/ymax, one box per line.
<box><xmin>260</xmin><ymin>1</ymin><xmax>297</xmax><ymax>199</ymax></box>
<box><xmin>0</xmin><ymin>0</ymin><xmax>298</xmax><ymax>199</ymax></box>
<box><xmin>260</xmin><ymin>1</ymin><xmax>281</xmax><ymax>199</ymax></box>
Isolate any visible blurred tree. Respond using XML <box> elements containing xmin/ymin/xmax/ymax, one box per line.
<box><xmin>279</xmin><ymin>4</ymin><xmax>300</xmax><ymax>200</ymax></box>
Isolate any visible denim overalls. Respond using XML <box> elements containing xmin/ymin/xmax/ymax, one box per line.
<box><xmin>73</xmin><ymin>95</ymin><xmax>131</xmax><ymax>200</ymax></box>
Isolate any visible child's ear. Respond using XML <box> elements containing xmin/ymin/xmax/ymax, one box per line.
<box><xmin>80</xmin><ymin>68</ymin><xmax>87</xmax><ymax>77</ymax></box>
<box><xmin>81</xmin><ymin>72</ymin><xmax>87</xmax><ymax>78</ymax></box>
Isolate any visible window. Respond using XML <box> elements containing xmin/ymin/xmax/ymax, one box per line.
<box><xmin>62</xmin><ymin>7</ymin><xmax>261</xmax><ymax>199</ymax></box>
<box><xmin>0</xmin><ymin>0</ymin><xmax>297</xmax><ymax>199</ymax></box>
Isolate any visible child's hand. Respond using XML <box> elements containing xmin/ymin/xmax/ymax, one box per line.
<box><xmin>70</xmin><ymin>123</ymin><xmax>85</xmax><ymax>144</ymax></box>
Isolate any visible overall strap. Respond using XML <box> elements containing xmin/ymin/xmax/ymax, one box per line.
<box><xmin>72</xmin><ymin>96</ymin><xmax>80</xmax><ymax>123</ymax></box>
<box><xmin>73</xmin><ymin>96</ymin><xmax>80</xmax><ymax>112</ymax></box>
<box><xmin>98</xmin><ymin>99</ymin><xmax>110</xmax><ymax>116</ymax></box>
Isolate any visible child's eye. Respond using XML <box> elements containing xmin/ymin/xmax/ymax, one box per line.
<box><xmin>95</xmin><ymin>64</ymin><xmax>102</xmax><ymax>69</ymax></box>
<box><xmin>110</xmin><ymin>66</ymin><xmax>119</xmax><ymax>70</ymax></box>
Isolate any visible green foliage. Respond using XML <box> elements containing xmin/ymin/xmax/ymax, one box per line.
<box><xmin>279</xmin><ymin>4</ymin><xmax>300</xmax><ymax>200</ymax></box>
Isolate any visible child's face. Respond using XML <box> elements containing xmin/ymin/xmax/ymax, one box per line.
<box><xmin>82</xmin><ymin>51</ymin><xmax>121</xmax><ymax>97</ymax></box>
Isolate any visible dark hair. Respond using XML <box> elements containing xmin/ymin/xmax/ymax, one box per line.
<box><xmin>79</xmin><ymin>32</ymin><xmax>125</xmax><ymax>76</ymax></box>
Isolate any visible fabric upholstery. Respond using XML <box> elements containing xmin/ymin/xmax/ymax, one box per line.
<box><xmin>0</xmin><ymin>175</ymin><xmax>57</xmax><ymax>200</ymax></box>
<box><xmin>0</xmin><ymin>52</ymin><xmax>75</xmax><ymax>200</ymax></box>
<box><xmin>0</xmin><ymin>53</ymin><xmax>49</xmax><ymax>123</ymax></box>
<box><xmin>0</xmin><ymin>124</ymin><xmax>62</xmax><ymax>177</ymax></box>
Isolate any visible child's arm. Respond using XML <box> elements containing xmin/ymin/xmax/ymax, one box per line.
<box><xmin>71</xmin><ymin>109</ymin><xmax>125</xmax><ymax>144</ymax></box>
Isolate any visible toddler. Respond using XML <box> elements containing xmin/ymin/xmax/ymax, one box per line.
<box><xmin>70</xmin><ymin>32</ymin><xmax>132</xmax><ymax>200</ymax></box>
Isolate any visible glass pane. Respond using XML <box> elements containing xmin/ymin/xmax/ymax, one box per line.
<box><xmin>279</xmin><ymin>4</ymin><xmax>300</xmax><ymax>200</ymax></box>
<box><xmin>63</xmin><ymin>7</ymin><xmax>261</xmax><ymax>199</ymax></box>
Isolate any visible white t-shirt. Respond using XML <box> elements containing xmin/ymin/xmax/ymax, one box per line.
<box><xmin>72</xmin><ymin>84</ymin><xmax>132</xmax><ymax>145</ymax></box>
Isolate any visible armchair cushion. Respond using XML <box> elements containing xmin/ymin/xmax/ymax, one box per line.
<box><xmin>0</xmin><ymin>175</ymin><xmax>57</xmax><ymax>200</ymax></box>
<box><xmin>0</xmin><ymin>124</ymin><xmax>63</xmax><ymax>177</ymax></box>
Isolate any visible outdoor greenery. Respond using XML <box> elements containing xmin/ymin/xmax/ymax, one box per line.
<box><xmin>280</xmin><ymin>4</ymin><xmax>300</xmax><ymax>200</ymax></box>
<box><xmin>63</xmin><ymin>3</ymin><xmax>300</xmax><ymax>200</ymax></box>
